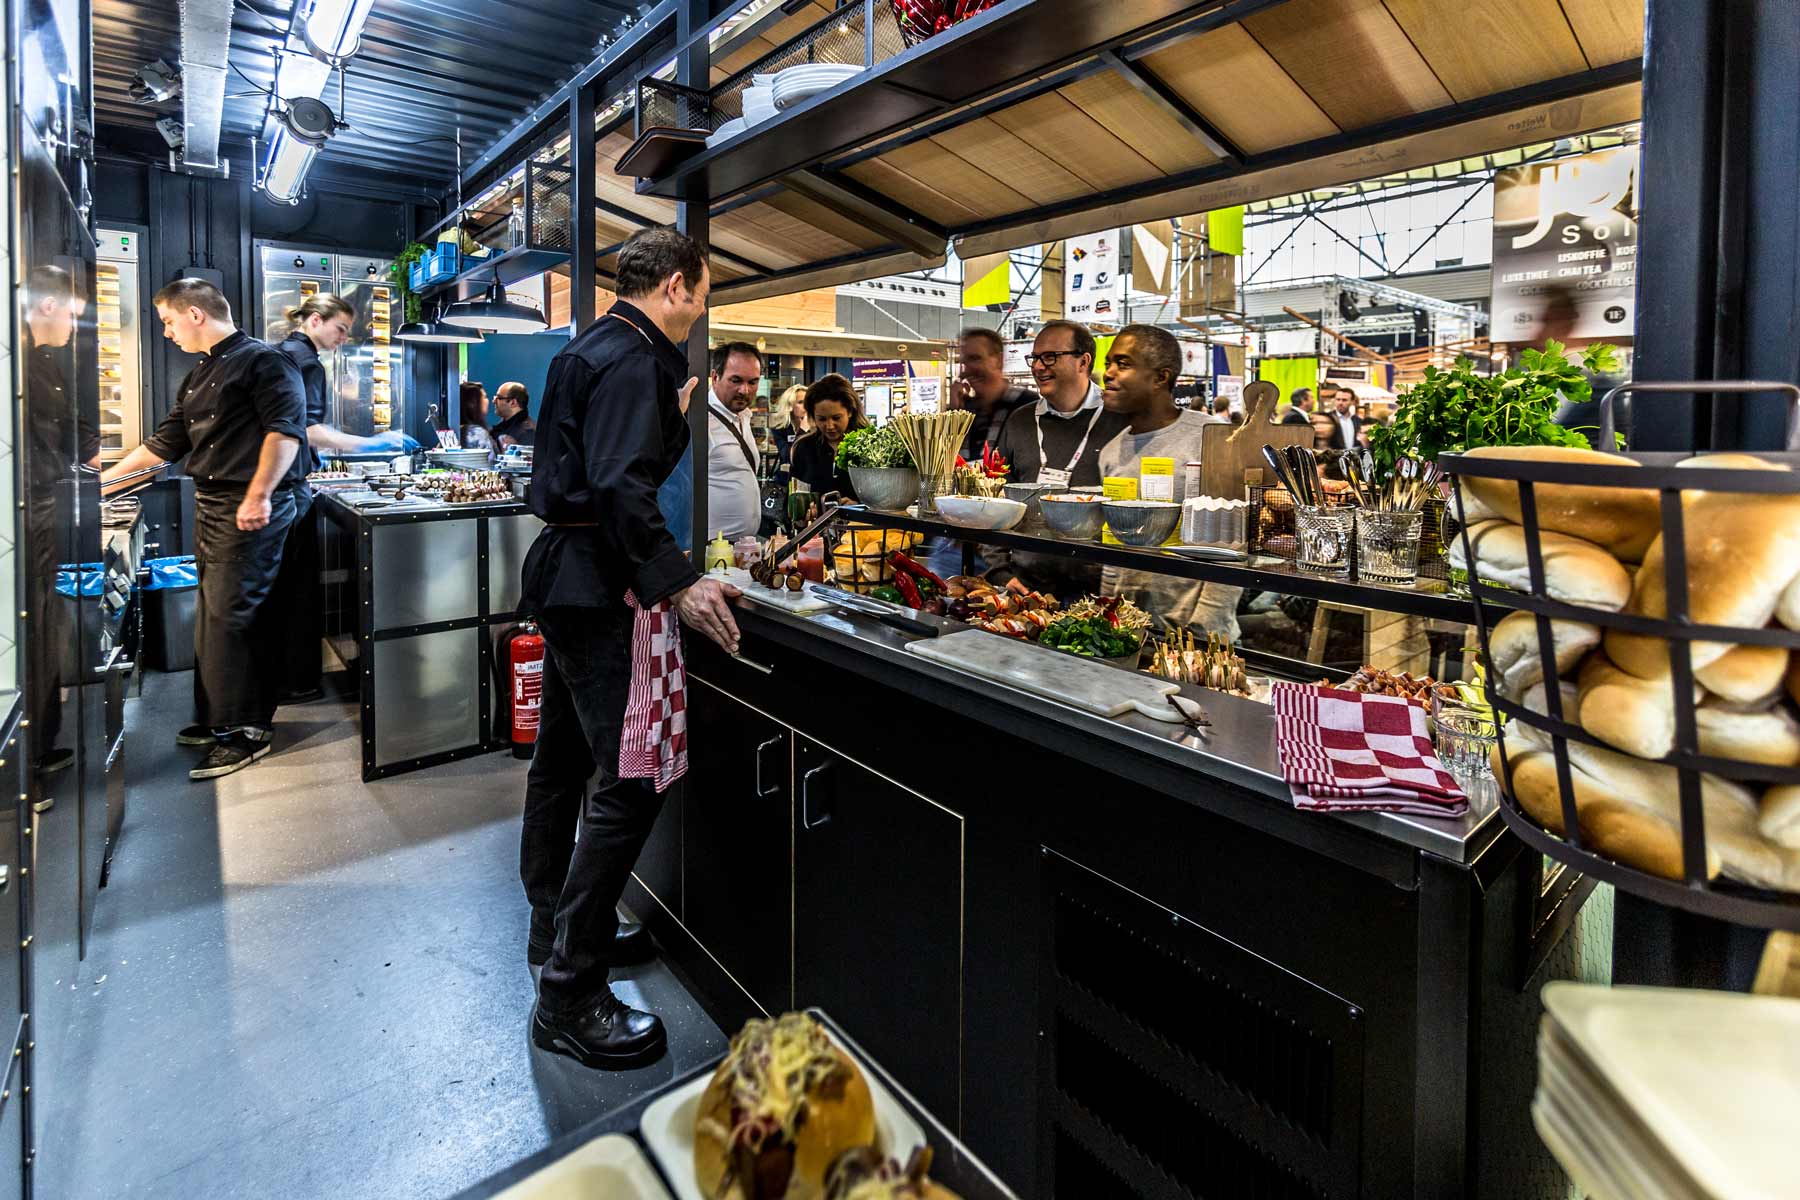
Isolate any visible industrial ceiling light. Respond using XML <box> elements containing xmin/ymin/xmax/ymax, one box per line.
<box><xmin>441</xmin><ymin>282</ymin><xmax>547</xmax><ymax>334</ymax></box>
<box><xmin>303</xmin><ymin>0</ymin><xmax>379</xmax><ymax>65</ymax></box>
<box><xmin>258</xmin><ymin>96</ymin><xmax>337</xmax><ymax>204</ymax></box>
<box><xmin>396</xmin><ymin>316</ymin><xmax>485</xmax><ymax>344</ymax></box>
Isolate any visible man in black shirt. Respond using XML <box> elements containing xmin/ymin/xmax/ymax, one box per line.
<box><xmin>520</xmin><ymin>226</ymin><xmax>740</xmax><ymax>1070</ymax></box>
<box><xmin>103</xmin><ymin>279</ymin><xmax>307</xmax><ymax>779</ymax></box>
<box><xmin>491</xmin><ymin>381</ymin><xmax>536</xmax><ymax>449</ymax></box>
<box><xmin>950</xmin><ymin>327</ymin><xmax>1036</xmax><ymax>461</ymax></box>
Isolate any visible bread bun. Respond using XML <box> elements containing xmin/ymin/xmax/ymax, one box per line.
<box><xmin>695</xmin><ymin>1013</ymin><xmax>877</xmax><ymax>1200</ymax></box>
<box><xmin>1606</xmin><ymin>456</ymin><xmax>1800</xmax><ymax>678</ymax></box>
<box><xmin>1576</xmin><ymin>654</ymin><xmax>1696</xmax><ymax>761</ymax></box>
<box><xmin>1501</xmin><ymin>745</ymin><xmax>1712</xmax><ymax>881</ymax></box>
<box><xmin>1489</xmin><ymin>611</ymin><xmax>1599</xmax><ymax>698</ymax></box>
<box><xmin>1454</xmin><ymin>485</ymin><xmax>1508</xmax><ymax>526</ymax></box>
<box><xmin>1505</xmin><ymin>721</ymin><xmax>1781</xmax><ymax>887</ymax></box>
<box><xmin>1695</xmin><ymin>700</ymin><xmax>1800</xmax><ymax>767</ymax></box>
<box><xmin>1693</xmin><ymin>643</ymin><xmax>1790</xmax><ymax>707</ymax></box>
<box><xmin>1519</xmin><ymin>680</ymin><xmax>1580</xmax><ymax>721</ymax></box>
<box><xmin>823</xmin><ymin>1148</ymin><xmax>963</xmax><ymax>1200</ymax></box>
<box><xmin>1761</xmin><ymin>786</ymin><xmax>1800</xmax><ymax>849</ymax></box>
<box><xmin>1457</xmin><ymin>445</ymin><xmax>1660</xmax><ymax>561</ymax></box>
<box><xmin>1447</xmin><ymin>520</ymin><xmax>1631</xmax><ymax>611</ymax></box>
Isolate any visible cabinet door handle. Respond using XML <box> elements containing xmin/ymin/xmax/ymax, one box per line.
<box><xmin>754</xmin><ymin>736</ymin><xmax>783</xmax><ymax>798</ymax></box>
<box><xmin>800</xmin><ymin>764</ymin><xmax>833</xmax><ymax>830</ymax></box>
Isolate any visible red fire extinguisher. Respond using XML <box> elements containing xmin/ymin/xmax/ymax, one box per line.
<box><xmin>510</xmin><ymin>619</ymin><xmax>546</xmax><ymax>759</ymax></box>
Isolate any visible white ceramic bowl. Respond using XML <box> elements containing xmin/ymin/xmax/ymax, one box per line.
<box><xmin>935</xmin><ymin>495</ymin><xmax>1027</xmax><ymax>531</ymax></box>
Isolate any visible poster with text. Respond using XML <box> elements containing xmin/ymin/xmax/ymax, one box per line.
<box><xmin>1491</xmin><ymin>145</ymin><xmax>1638</xmax><ymax>343</ymax></box>
<box><xmin>1064</xmin><ymin>230</ymin><xmax>1122</xmax><ymax>324</ymax></box>
<box><xmin>909</xmin><ymin>376</ymin><xmax>942</xmax><ymax>414</ymax></box>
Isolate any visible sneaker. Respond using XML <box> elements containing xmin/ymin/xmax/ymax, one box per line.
<box><xmin>189</xmin><ymin>731</ymin><xmax>272</xmax><ymax>780</ymax></box>
<box><xmin>177</xmin><ymin>724</ymin><xmax>220</xmax><ymax>746</ymax></box>
<box><xmin>531</xmin><ymin>989</ymin><xmax>666</xmax><ymax>1070</ymax></box>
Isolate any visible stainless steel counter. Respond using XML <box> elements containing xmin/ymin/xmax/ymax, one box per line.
<box><xmin>728</xmin><ymin>597</ymin><xmax>1500</xmax><ymax>864</ymax></box>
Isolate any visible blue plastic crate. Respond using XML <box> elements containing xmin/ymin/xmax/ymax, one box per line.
<box><xmin>416</xmin><ymin>244</ymin><xmax>462</xmax><ymax>288</ymax></box>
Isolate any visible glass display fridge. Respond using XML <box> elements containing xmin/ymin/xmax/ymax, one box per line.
<box><xmin>255</xmin><ymin>244</ymin><xmax>402</xmax><ymax>436</ymax></box>
<box><xmin>94</xmin><ymin>227</ymin><xmax>144</xmax><ymax>463</ymax></box>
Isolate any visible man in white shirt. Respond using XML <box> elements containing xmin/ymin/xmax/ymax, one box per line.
<box><xmin>1328</xmin><ymin>386</ymin><xmax>1362</xmax><ymax>450</ymax></box>
<box><xmin>705</xmin><ymin>342</ymin><xmax>765</xmax><ymax>541</ymax></box>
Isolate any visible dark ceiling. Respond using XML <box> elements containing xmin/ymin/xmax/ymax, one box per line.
<box><xmin>93</xmin><ymin>0</ymin><xmax>640</xmax><ymax>190</ymax></box>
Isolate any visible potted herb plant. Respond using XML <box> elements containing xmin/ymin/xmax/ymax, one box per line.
<box><xmin>835</xmin><ymin>425</ymin><xmax>917</xmax><ymax>510</ymax></box>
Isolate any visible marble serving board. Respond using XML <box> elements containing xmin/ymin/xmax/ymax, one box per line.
<box><xmin>713</xmin><ymin>567</ymin><xmax>833</xmax><ymax>614</ymax></box>
<box><xmin>906</xmin><ymin>628</ymin><xmax>1183</xmax><ymax>721</ymax></box>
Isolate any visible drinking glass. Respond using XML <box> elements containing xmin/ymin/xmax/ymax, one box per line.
<box><xmin>1357</xmin><ymin>509</ymin><xmax>1425</xmax><ymax>584</ymax></box>
<box><xmin>1295</xmin><ymin>504</ymin><xmax>1355</xmax><ymax>575</ymax></box>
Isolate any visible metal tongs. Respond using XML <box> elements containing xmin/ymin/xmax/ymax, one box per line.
<box><xmin>751</xmin><ymin>491</ymin><xmax>844</xmax><ymax>586</ymax></box>
<box><xmin>95</xmin><ymin>461</ymin><xmax>169</xmax><ymax>499</ymax></box>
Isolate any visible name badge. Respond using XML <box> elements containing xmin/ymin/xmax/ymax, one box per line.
<box><xmin>1037</xmin><ymin>467</ymin><xmax>1072</xmax><ymax>490</ymax></box>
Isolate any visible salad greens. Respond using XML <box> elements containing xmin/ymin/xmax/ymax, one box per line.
<box><xmin>1366</xmin><ymin>340</ymin><xmax>1623</xmax><ymax>486</ymax></box>
<box><xmin>1039</xmin><ymin>615</ymin><xmax>1142</xmax><ymax>660</ymax></box>
<box><xmin>835</xmin><ymin>424</ymin><xmax>914</xmax><ymax>470</ymax></box>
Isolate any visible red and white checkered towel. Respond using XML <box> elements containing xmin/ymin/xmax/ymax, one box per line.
<box><xmin>1272</xmin><ymin>682</ymin><xmax>1467</xmax><ymax>816</ymax></box>
<box><xmin>618</xmin><ymin>590</ymin><xmax>687</xmax><ymax>793</ymax></box>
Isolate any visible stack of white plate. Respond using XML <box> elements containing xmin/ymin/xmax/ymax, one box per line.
<box><xmin>771</xmin><ymin>63</ymin><xmax>862</xmax><ymax>110</ymax></box>
<box><xmin>1535</xmin><ymin>983</ymin><xmax>1800</xmax><ymax>1199</ymax></box>
<box><xmin>707</xmin><ymin>117</ymin><xmax>747</xmax><ymax>147</ymax></box>
<box><xmin>741</xmin><ymin>85</ymin><xmax>777</xmax><ymax>127</ymax></box>
<box><xmin>428</xmin><ymin>448</ymin><xmax>491</xmax><ymax>470</ymax></box>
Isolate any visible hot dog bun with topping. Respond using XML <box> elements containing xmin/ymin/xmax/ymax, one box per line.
<box><xmin>824</xmin><ymin>1147</ymin><xmax>963</xmax><ymax>1200</ymax></box>
<box><xmin>695</xmin><ymin>1012</ymin><xmax>878</xmax><ymax>1200</ymax></box>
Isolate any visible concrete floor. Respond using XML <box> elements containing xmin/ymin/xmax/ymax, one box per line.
<box><xmin>36</xmin><ymin>671</ymin><xmax>726</xmax><ymax>1199</ymax></box>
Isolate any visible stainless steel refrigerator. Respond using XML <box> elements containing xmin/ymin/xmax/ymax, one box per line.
<box><xmin>254</xmin><ymin>244</ymin><xmax>402</xmax><ymax>437</ymax></box>
<box><xmin>94</xmin><ymin>227</ymin><xmax>145</xmax><ymax>463</ymax></box>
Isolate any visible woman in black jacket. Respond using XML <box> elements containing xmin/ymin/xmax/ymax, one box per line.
<box><xmin>786</xmin><ymin>373</ymin><xmax>867</xmax><ymax>498</ymax></box>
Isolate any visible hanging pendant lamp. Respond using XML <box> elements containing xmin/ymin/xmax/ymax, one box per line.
<box><xmin>441</xmin><ymin>280</ymin><xmax>547</xmax><ymax>334</ymax></box>
<box><xmin>396</xmin><ymin>317</ymin><xmax>485</xmax><ymax>344</ymax></box>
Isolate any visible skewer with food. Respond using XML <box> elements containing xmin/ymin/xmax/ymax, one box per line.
<box><xmin>1151</xmin><ymin>629</ymin><xmax>1252</xmax><ymax>698</ymax></box>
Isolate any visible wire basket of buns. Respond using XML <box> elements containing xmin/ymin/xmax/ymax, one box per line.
<box><xmin>1446</xmin><ymin>381</ymin><xmax>1800</xmax><ymax>928</ymax></box>
<box><xmin>832</xmin><ymin>524</ymin><xmax>923</xmax><ymax>594</ymax></box>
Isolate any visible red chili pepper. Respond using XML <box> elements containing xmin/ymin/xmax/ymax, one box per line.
<box><xmin>890</xmin><ymin>551</ymin><xmax>948</xmax><ymax>593</ymax></box>
<box><xmin>893</xmin><ymin>572</ymin><xmax>924</xmax><ymax>609</ymax></box>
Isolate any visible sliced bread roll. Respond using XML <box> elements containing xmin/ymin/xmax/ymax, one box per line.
<box><xmin>1693</xmin><ymin>643</ymin><xmax>1790</xmax><ymax>707</ymax></box>
<box><xmin>1489</xmin><ymin>610</ymin><xmax>1599</xmax><ymax>698</ymax></box>
<box><xmin>1505</xmin><ymin>721</ymin><xmax>1780</xmax><ymax>886</ymax></box>
<box><xmin>1457</xmin><ymin>445</ymin><xmax>1660</xmax><ymax>561</ymax></box>
<box><xmin>1761</xmin><ymin>786</ymin><xmax>1800</xmax><ymax>849</ymax></box>
<box><xmin>1606</xmin><ymin>455</ymin><xmax>1800</xmax><ymax>678</ymax></box>
<box><xmin>1447</xmin><ymin>520</ymin><xmax>1632</xmax><ymax>611</ymax></box>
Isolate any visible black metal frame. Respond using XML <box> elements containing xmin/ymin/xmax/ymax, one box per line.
<box><xmin>1447</xmin><ymin>381</ymin><xmax>1800</xmax><ymax>931</ymax></box>
<box><xmin>838</xmin><ymin>504</ymin><xmax>1487</xmax><ymax>623</ymax></box>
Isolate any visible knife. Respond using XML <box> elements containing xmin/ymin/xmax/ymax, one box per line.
<box><xmin>806</xmin><ymin>584</ymin><xmax>942</xmax><ymax>637</ymax></box>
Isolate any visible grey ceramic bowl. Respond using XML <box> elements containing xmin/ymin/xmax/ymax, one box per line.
<box><xmin>1102</xmin><ymin>500</ymin><xmax>1182</xmax><ymax>547</ymax></box>
<box><xmin>1003</xmin><ymin>480</ymin><xmax>1050</xmax><ymax>525</ymax></box>
<box><xmin>1038</xmin><ymin>493</ymin><xmax>1107</xmax><ymax>540</ymax></box>
<box><xmin>847</xmin><ymin>466</ymin><xmax>920</xmax><ymax>512</ymax></box>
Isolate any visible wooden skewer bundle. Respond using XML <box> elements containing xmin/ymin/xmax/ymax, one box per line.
<box><xmin>892</xmin><ymin>410</ymin><xmax>974</xmax><ymax>479</ymax></box>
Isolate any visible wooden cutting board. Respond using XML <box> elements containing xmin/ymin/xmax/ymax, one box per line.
<box><xmin>1199</xmin><ymin>379</ymin><xmax>1312</xmax><ymax>501</ymax></box>
<box><xmin>905</xmin><ymin>629</ymin><xmax>1183</xmax><ymax>721</ymax></box>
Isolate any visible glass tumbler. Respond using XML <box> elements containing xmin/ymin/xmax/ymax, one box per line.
<box><xmin>1295</xmin><ymin>504</ymin><xmax>1356</xmax><ymax>575</ymax></box>
<box><xmin>918</xmin><ymin>471</ymin><xmax>950</xmax><ymax>516</ymax></box>
<box><xmin>1357</xmin><ymin>509</ymin><xmax>1425</xmax><ymax>584</ymax></box>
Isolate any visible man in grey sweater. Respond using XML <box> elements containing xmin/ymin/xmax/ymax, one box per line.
<box><xmin>1094</xmin><ymin>324</ymin><xmax>1241</xmax><ymax>639</ymax></box>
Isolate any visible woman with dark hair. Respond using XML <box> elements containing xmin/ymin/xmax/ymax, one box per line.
<box><xmin>459</xmin><ymin>380</ymin><xmax>494</xmax><ymax>451</ymax></box>
<box><xmin>786</xmin><ymin>373</ymin><xmax>867</xmax><ymax>496</ymax></box>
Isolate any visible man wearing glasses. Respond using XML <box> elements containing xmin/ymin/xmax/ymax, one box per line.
<box><xmin>995</xmin><ymin>320</ymin><xmax>1126</xmax><ymax>491</ymax></box>
<box><xmin>991</xmin><ymin>320</ymin><xmax>1127</xmax><ymax>594</ymax></box>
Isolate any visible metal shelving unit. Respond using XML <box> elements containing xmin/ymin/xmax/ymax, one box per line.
<box><xmin>838</xmin><ymin>504</ymin><xmax>1485</xmax><ymax>623</ymax></box>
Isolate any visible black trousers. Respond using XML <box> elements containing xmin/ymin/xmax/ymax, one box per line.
<box><xmin>193</xmin><ymin>486</ymin><xmax>296</xmax><ymax>730</ymax></box>
<box><xmin>520</xmin><ymin>604</ymin><xmax>665</xmax><ymax>1015</ymax></box>
<box><xmin>268</xmin><ymin>491</ymin><xmax>322</xmax><ymax>698</ymax></box>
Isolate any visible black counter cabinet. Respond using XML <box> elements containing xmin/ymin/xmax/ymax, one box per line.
<box><xmin>624</xmin><ymin>603</ymin><xmax>1606</xmax><ymax>1200</ymax></box>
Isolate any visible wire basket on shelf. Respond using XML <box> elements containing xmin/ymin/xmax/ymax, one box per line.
<box><xmin>1447</xmin><ymin>381</ymin><xmax>1800</xmax><ymax>931</ymax></box>
<box><xmin>828</xmin><ymin>523</ymin><xmax>923</xmax><ymax>594</ymax></box>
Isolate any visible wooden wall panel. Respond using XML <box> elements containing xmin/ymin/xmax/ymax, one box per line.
<box><xmin>1561</xmin><ymin>0</ymin><xmax>1646</xmax><ymax>66</ymax></box>
<box><xmin>1382</xmin><ymin>0</ymin><xmax>1590</xmax><ymax>100</ymax></box>
<box><xmin>1140</xmin><ymin>24</ymin><xmax>1340</xmax><ymax>154</ymax></box>
<box><xmin>852</xmin><ymin>140</ymin><xmax>1034</xmax><ymax>224</ymax></box>
<box><xmin>928</xmin><ymin>119</ymin><xmax>1093</xmax><ymax>206</ymax></box>
<box><xmin>1241</xmin><ymin>0</ymin><xmax>1452</xmax><ymax>127</ymax></box>
<box><xmin>1055</xmin><ymin>72</ymin><xmax>1218</xmax><ymax>175</ymax></box>
<box><xmin>712</xmin><ymin>288</ymin><xmax>841</xmax><ymax>332</ymax></box>
<box><xmin>842</xmin><ymin>156</ymin><xmax>987</xmax><ymax>227</ymax></box>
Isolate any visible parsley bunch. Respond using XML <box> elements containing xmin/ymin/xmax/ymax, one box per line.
<box><xmin>1367</xmin><ymin>340</ymin><xmax>1623</xmax><ymax>485</ymax></box>
<box><xmin>835</xmin><ymin>424</ymin><xmax>915</xmax><ymax>470</ymax></box>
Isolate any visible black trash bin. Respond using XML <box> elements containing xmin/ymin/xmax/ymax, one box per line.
<box><xmin>140</xmin><ymin>555</ymin><xmax>198</xmax><ymax>673</ymax></box>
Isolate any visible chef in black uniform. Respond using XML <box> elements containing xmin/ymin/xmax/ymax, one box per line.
<box><xmin>103</xmin><ymin>279</ymin><xmax>308</xmax><ymax>780</ymax></box>
<box><xmin>270</xmin><ymin>295</ymin><xmax>417</xmax><ymax>700</ymax></box>
<box><xmin>519</xmin><ymin>226</ymin><xmax>741</xmax><ymax>1070</ymax></box>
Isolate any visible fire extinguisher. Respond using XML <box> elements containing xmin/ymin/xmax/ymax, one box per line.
<box><xmin>509</xmin><ymin>619</ymin><xmax>546</xmax><ymax>759</ymax></box>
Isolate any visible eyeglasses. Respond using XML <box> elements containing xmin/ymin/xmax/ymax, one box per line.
<box><xmin>1026</xmin><ymin>350</ymin><xmax>1088</xmax><ymax>368</ymax></box>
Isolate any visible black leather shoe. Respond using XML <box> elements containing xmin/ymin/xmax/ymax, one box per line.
<box><xmin>531</xmin><ymin>989</ymin><xmax>666</xmax><ymax>1069</ymax></box>
<box><xmin>528</xmin><ymin>922</ymin><xmax>653</xmax><ymax>968</ymax></box>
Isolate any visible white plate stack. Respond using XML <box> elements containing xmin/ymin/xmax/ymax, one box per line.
<box><xmin>1535</xmin><ymin>983</ymin><xmax>1800</xmax><ymax>1200</ymax></box>
<box><xmin>706</xmin><ymin>117</ymin><xmax>747</xmax><ymax>147</ymax></box>
<box><xmin>428</xmin><ymin>448</ymin><xmax>491</xmax><ymax>470</ymax></box>
<box><xmin>740</xmin><ymin>79</ymin><xmax>777</xmax><ymax>127</ymax></box>
<box><xmin>771</xmin><ymin>62</ymin><xmax>863</xmax><ymax>110</ymax></box>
